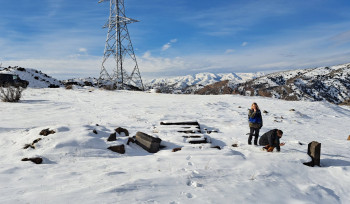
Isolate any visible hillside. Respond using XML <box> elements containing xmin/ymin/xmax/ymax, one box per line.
<box><xmin>0</xmin><ymin>66</ymin><xmax>62</xmax><ymax>88</ymax></box>
<box><xmin>0</xmin><ymin>88</ymin><xmax>349</xmax><ymax>203</ymax></box>
<box><xmin>197</xmin><ymin>63</ymin><xmax>350</xmax><ymax>105</ymax></box>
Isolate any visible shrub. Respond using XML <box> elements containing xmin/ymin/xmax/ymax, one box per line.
<box><xmin>65</xmin><ymin>84</ymin><xmax>73</xmax><ymax>90</ymax></box>
<box><xmin>0</xmin><ymin>85</ymin><xmax>25</xmax><ymax>102</ymax></box>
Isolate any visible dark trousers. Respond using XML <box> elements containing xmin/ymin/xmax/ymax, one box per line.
<box><xmin>249</xmin><ymin>127</ymin><xmax>260</xmax><ymax>145</ymax></box>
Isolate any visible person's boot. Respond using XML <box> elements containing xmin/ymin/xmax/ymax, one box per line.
<box><xmin>254</xmin><ymin>137</ymin><xmax>258</xmax><ymax>145</ymax></box>
<box><xmin>248</xmin><ymin>135</ymin><xmax>252</xmax><ymax>145</ymax></box>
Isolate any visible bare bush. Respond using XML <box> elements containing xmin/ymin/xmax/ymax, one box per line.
<box><xmin>0</xmin><ymin>85</ymin><xmax>24</xmax><ymax>102</ymax></box>
<box><xmin>65</xmin><ymin>84</ymin><xmax>73</xmax><ymax>90</ymax></box>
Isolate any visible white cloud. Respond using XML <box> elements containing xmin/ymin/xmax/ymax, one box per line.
<box><xmin>79</xmin><ymin>48</ymin><xmax>88</xmax><ymax>53</ymax></box>
<box><xmin>162</xmin><ymin>43</ymin><xmax>171</xmax><ymax>51</ymax></box>
<box><xmin>161</xmin><ymin>39</ymin><xmax>178</xmax><ymax>51</ymax></box>
<box><xmin>225</xmin><ymin>49</ymin><xmax>235</xmax><ymax>54</ymax></box>
<box><xmin>170</xmin><ymin>39</ymin><xmax>178</xmax><ymax>43</ymax></box>
<box><xmin>242</xmin><ymin>42</ymin><xmax>248</xmax><ymax>47</ymax></box>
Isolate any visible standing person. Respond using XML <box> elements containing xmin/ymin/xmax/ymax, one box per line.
<box><xmin>258</xmin><ymin>129</ymin><xmax>285</xmax><ymax>152</ymax></box>
<box><xmin>248</xmin><ymin>102</ymin><xmax>263</xmax><ymax>145</ymax></box>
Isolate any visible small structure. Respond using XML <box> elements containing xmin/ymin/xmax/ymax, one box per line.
<box><xmin>303</xmin><ymin>141</ymin><xmax>321</xmax><ymax>167</ymax></box>
<box><xmin>347</xmin><ymin>135</ymin><xmax>350</xmax><ymax>140</ymax></box>
<box><xmin>135</xmin><ymin>132</ymin><xmax>161</xmax><ymax>153</ymax></box>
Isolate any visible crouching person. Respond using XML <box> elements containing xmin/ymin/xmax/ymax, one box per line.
<box><xmin>258</xmin><ymin>129</ymin><xmax>285</xmax><ymax>152</ymax></box>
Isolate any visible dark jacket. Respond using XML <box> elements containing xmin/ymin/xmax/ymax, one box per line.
<box><xmin>248</xmin><ymin>109</ymin><xmax>263</xmax><ymax>129</ymax></box>
<box><xmin>258</xmin><ymin>129</ymin><xmax>281</xmax><ymax>151</ymax></box>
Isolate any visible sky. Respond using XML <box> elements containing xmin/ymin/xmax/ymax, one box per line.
<box><xmin>1</xmin><ymin>0</ymin><xmax>350</xmax><ymax>80</ymax></box>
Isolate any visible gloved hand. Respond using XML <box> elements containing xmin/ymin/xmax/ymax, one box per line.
<box><xmin>267</xmin><ymin>146</ymin><xmax>274</xmax><ymax>152</ymax></box>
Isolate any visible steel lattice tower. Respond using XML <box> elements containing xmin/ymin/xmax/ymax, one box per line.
<box><xmin>98</xmin><ymin>0</ymin><xmax>144</xmax><ymax>90</ymax></box>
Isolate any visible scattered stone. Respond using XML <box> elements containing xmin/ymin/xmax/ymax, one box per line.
<box><xmin>182</xmin><ymin>135</ymin><xmax>202</xmax><ymax>138</ymax></box>
<box><xmin>189</xmin><ymin>138</ymin><xmax>208</xmax><ymax>144</ymax></box>
<box><xmin>96</xmin><ymin>124</ymin><xmax>99</xmax><ymax>126</ymax></box>
<box><xmin>347</xmin><ymin>135</ymin><xmax>350</xmax><ymax>141</ymax></box>
<box><xmin>232</xmin><ymin>144</ymin><xmax>238</xmax><ymax>147</ymax></box>
<box><xmin>289</xmin><ymin>109</ymin><xmax>296</xmax><ymax>111</ymax></box>
<box><xmin>298</xmin><ymin>141</ymin><xmax>304</xmax><ymax>145</ymax></box>
<box><xmin>135</xmin><ymin>132</ymin><xmax>162</xmax><ymax>153</ymax></box>
<box><xmin>127</xmin><ymin>137</ymin><xmax>135</xmax><ymax>145</ymax></box>
<box><xmin>211</xmin><ymin>146</ymin><xmax>221</xmax><ymax>150</ymax></box>
<box><xmin>303</xmin><ymin>141</ymin><xmax>321</xmax><ymax>167</ymax></box>
<box><xmin>160</xmin><ymin>121</ymin><xmax>199</xmax><ymax>126</ymax></box>
<box><xmin>107</xmin><ymin>132</ymin><xmax>117</xmax><ymax>142</ymax></box>
<box><xmin>107</xmin><ymin>145</ymin><xmax>125</xmax><ymax>154</ymax></box>
<box><xmin>21</xmin><ymin>157</ymin><xmax>43</xmax><ymax>164</ymax></box>
<box><xmin>32</xmin><ymin>138</ymin><xmax>42</xmax><ymax>145</ymax></box>
<box><xmin>206</xmin><ymin>130</ymin><xmax>218</xmax><ymax>134</ymax></box>
<box><xmin>115</xmin><ymin>127</ymin><xmax>129</xmax><ymax>136</ymax></box>
<box><xmin>178</xmin><ymin>130</ymin><xmax>196</xmax><ymax>134</ymax></box>
<box><xmin>23</xmin><ymin>144</ymin><xmax>35</xmax><ymax>149</ymax></box>
<box><xmin>238</xmin><ymin>106</ymin><xmax>242</xmax><ymax>108</ymax></box>
<box><xmin>172</xmin><ymin>147</ymin><xmax>182</xmax><ymax>152</ymax></box>
<box><xmin>93</xmin><ymin>129</ymin><xmax>98</xmax><ymax>134</ymax></box>
<box><xmin>263</xmin><ymin>110</ymin><xmax>268</xmax><ymax>114</ymax></box>
<box><xmin>39</xmin><ymin>128</ymin><xmax>55</xmax><ymax>136</ymax></box>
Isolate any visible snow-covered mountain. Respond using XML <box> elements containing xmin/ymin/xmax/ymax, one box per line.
<box><xmin>145</xmin><ymin>72</ymin><xmax>265</xmax><ymax>94</ymax></box>
<box><xmin>0</xmin><ymin>66</ymin><xmax>62</xmax><ymax>88</ymax></box>
<box><xmin>226</xmin><ymin>63</ymin><xmax>350</xmax><ymax>105</ymax></box>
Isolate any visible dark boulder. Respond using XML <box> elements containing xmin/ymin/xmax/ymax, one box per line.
<box><xmin>22</xmin><ymin>157</ymin><xmax>43</xmax><ymax>164</ymax></box>
<box><xmin>107</xmin><ymin>132</ymin><xmax>117</xmax><ymax>142</ymax></box>
<box><xmin>115</xmin><ymin>127</ymin><xmax>129</xmax><ymax>136</ymax></box>
<box><xmin>107</xmin><ymin>145</ymin><xmax>125</xmax><ymax>154</ymax></box>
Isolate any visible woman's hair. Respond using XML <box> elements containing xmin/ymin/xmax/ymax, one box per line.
<box><xmin>251</xmin><ymin>102</ymin><xmax>260</xmax><ymax>110</ymax></box>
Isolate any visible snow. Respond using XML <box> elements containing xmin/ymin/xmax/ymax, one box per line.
<box><xmin>145</xmin><ymin>72</ymin><xmax>265</xmax><ymax>91</ymax></box>
<box><xmin>0</xmin><ymin>87</ymin><xmax>350</xmax><ymax>203</ymax></box>
<box><xmin>0</xmin><ymin>67</ymin><xmax>62</xmax><ymax>88</ymax></box>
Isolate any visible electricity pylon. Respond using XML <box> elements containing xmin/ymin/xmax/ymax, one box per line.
<box><xmin>98</xmin><ymin>0</ymin><xmax>144</xmax><ymax>90</ymax></box>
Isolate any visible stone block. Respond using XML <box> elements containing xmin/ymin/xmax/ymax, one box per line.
<box><xmin>135</xmin><ymin>132</ymin><xmax>161</xmax><ymax>153</ymax></box>
<box><xmin>115</xmin><ymin>127</ymin><xmax>129</xmax><ymax>136</ymax></box>
<box><xmin>107</xmin><ymin>145</ymin><xmax>125</xmax><ymax>154</ymax></box>
<box><xmin>107</xmin><ymin>132</ymin><xmax>117</xmax><ymax>142</ymax></box>
<box><xmin>303</xmin><ymin>141</ymin><xmax>321</xmax><ymax>167</ymax></box>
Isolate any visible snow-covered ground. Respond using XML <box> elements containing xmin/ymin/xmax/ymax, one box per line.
<box><xmin>0</xmin><ymin>87</ymin><xmax>349</xmax><ymax>203</ymax></box>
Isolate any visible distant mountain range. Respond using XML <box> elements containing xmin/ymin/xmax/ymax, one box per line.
<box><xmin>145</xmin><ymin>72</ymin><xmax>265</xmax><ymax>94</ymax></box>
<box><xmin>1</xmin><ymin>62</ymin><xmax>349</xmax><ymax>105</ymax></box>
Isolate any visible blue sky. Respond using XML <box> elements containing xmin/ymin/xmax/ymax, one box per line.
<box><xmin>1</xmin><ymin>0</ymin><xmax>350</xmax><ymax>79</ymax></box>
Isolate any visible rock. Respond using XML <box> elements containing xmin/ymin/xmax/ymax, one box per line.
<box><xmin>348</xmin><ymin>135</ymin><xmax>350</xmax><ymax>140</ymax></box>
<box><xmin>23</xmin><ymin>144</ymin><xmax>35</xmax><ymax>149</ymax></box>
<box><xmin>115</xmin><ymin>127</ymin><xmax>129</xmax><ymax>136</ymax></box>
<box><xmin>303</xmin><ymin>141</ymin><xmax>321</xmax><ymax>167</ymax></box>
<box><xmin>32</xmin><ymin>138</ymin><xmax>42</xmax><ymax>145</ymax></box>
<box><xmin>289</xmin><ymin>109</ymin><xmax>296</xmax><ymax>111</ymax></box>
<box><xmin>107</xmin><ymin>145</ymin><xmax>125</xmax><ymax>154</ymax></box>
<box><xmin>211</xmin><ymin>146</ymin><xmax>221</xmax><ymax>150</ymax></box>
<box><xmin>107</xmin><ymin>132</ymin><xmax>117</xmax><ymax>142</ymax></box>
<box><xmin>22</xmin><ymin>157</ymin><xmax>43</xmax><ymax>164</ymax></box>
<box><xmin>93</xmin><ymin>129</ymin><xmax>98</xmax><ymax>134</ymax></box>
<box><xmin>135</xmin><ymin>132</ymin><xmax>162</xmax><ymax>153</ymax></box>
<box><xmin>232</xmin><ymin>144</ymin><xmax>238</xmax><ymax>147</ymax></box>
<box><xmin>127</xmin><ymin>137</ymin><xmax>135</xmax><ymax>145</ymax></box>
<box><xmin>263</xmin><ymin>110</ymin><xmax>268</xmax><ymax>114</ymax></box>
<box><xmin>172</xmin><ymin>147</ymin><xmax>182</xmax><ymax>152</ymax></box>
<box><xmin>39</xmin><ymin>128</ymin><xmax>55</xmax><ymax>136</ymax></box>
